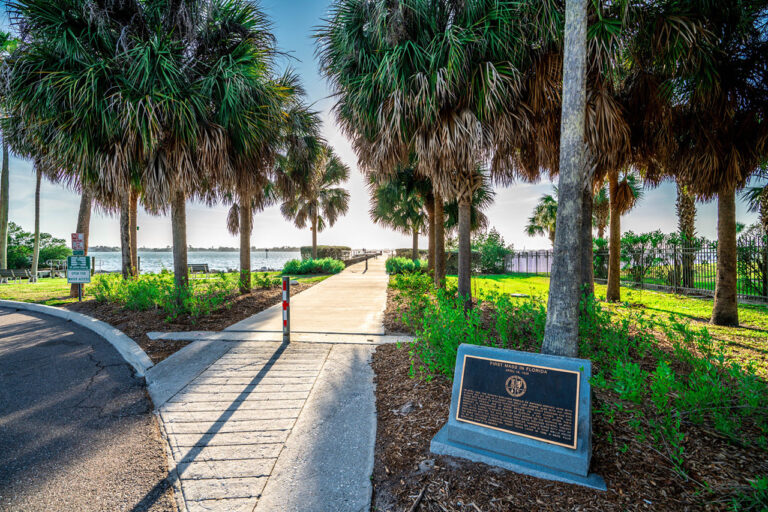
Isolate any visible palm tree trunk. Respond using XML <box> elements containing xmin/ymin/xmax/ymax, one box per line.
<box><xmin>171</xmin><ymin>189</ymin><xmax>189</xmax><ymax>294</ymax></box>
<box><xmin>311</xmin><ymin>213</ymin><xmax>318</xmax><ymax>259</ymax></box>
<box><xmin>120</xmin><ymin>193</ymin><xmax>133</xmax><ymax>279</ymax></box>
<box><xmin>541</xmin><ymin>0</ymin><xmax>587</xmax><ymax>358</ymax></box>
<box><xmin>129</xmin><ymin>188</ymin><xmax>138</xmax><ymax>276</ymax></box>
<box><xmin>711</xmin><ymin>188</ymin><xmax>739</xmax><ymax>326</ymax></box>
<box><xmin>31</xmin><ymin>166</ymin><xmax>41</xmax><ymax>280</ymax></box>
<box><xmin>0</xmin><ymin>141</ymin><xmax>9</xmax><ymax>270</ymax></box>
<box><xmin>434</xmin><ymin>192</ymin><xmax>446</xmax><ymax>288</ymax></box>
<box><xmin>239</xmin><ymin>193</ymin><xmax>252</xmax><ymax>294</ymax></box>
<box><xmin>426</xmin><ymin>194</ymin><xmax>435</xmax><ymax>272</ymax></box>
<box><xmin>457</xmin><ymin>199</ymin><xmax>472</xmax><ymax>309</ymax></box>
<box><xmin>70</xmin><ymin>188</ymin><xmax>92</xmax><ymax>297</ymax></box>
<box><xmin>597</xmin><ymin>223</ymin><xmax>605</xmax><ymax>239</ymax></box>
<box><xmin>606</xmin><ymin>169</ymin><xmax>621</xmax><ymax>302</ymax></box>
<box><xmin>412</xmin><ymin>227</ymin><xmax>419</xmax><ymax>261</ymax></box>
<box><xmin>581</xmin><ymin>184</ymin><xmax>594</xmax><ymax>297</ymax></box>
<box><xmin>676</xmin><ymin>180</ymin><xmax>696</xmax><ymax>289</ymax></box>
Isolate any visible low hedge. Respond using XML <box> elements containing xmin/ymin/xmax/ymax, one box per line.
<box><xmin>283</xmin><ymin>258</ymin><xmax>345</xmax><ymax>275</ymax></box>
<box><xmin>385</xmin><ymin>257</ymin><xmax>428</xmax><ymax>275</ymax></box>
<box><xmin>445</xmin><ymin>251</ymin><xmax>482</xmax><ymax>274</ymax></box>
<box><xmin>300</xmin><ymin>246</ymin><xmax>351</xmax><ymax>260</ymax></box>
<box><xmin>394</xmin><ymin>248</ymin><xmax>428</xmax><ymax>258</ymax></box>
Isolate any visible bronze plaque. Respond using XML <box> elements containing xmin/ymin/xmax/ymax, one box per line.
<box><xmin>456</xmin><ymin>354</ymin><xmax>580</xmax><ymax>449</ymax></box>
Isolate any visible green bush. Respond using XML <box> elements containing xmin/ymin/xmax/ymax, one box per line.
<box><xmin>91</xmin><ymin>271</ymin><xmax>240</xmax><ymax>320</ymax></box>
<box><xmin>283</xmin><ymin>258</ymin><xmax>345</xmax><ymax>275</ymax></box>
<box><xmin>393</xmin><ymin>278</ymin><xmax>768</xmax><ymax>475</ymax></box>
<box><xmin>472</xmin><ymin>228</ymin><xmax>512</xmax><ymax>273</ymax></box>
<box><xmin>394</xmin><ymin>248</ymin><xmax>428</xmax><ymax>258</ymax></box>
<box><xmin>299</xmin><ymin>246</ymin><xmax>350</xmax><ymax>260</ymax></box>
<box><xmin>385</xmin><ymin>257</ymin><xmax>427</xmax><ymax>274</ymax></box>
<box><xmin>252</xmin><ymin>272</ymin><xmax>282</xmax><ymax>289</ymax></box>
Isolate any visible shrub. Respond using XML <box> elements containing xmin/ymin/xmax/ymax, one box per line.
<box><xmin>283</xmin><ymin>258</ymin><xmax>345</xmax><ymax>275</ymax></box>
<box><xmin>472</xmin><ymin>228</ymin><xmax>513</xmax><ymax>273</ymax></box>
<box><xmin>91</xmin><ymin>271</ymin><xmax>240</xmax><ymax>321</ymax></box>
<box><xmin>394</xmin><ymin>248</ymin><xmax>428</xmax><ymax>258</ymax></box>
<box><xmin>385</xmin><ymin>257</ymin><xmax>427</xmax><ymax>275</ymax></box>
<box><xmin>252</xmin><ymin>272</ymin><xmax>282</xmax><ymax>289</ymax></box>
<box><xmin>445</xmin><ymin>251</ymin><xmax>482</xmax><ymax>274</ymax></box>
<box><xmin>299</xmin><ymin>246</ymin><xmax>350</xmax><ymax>260</ymax></box>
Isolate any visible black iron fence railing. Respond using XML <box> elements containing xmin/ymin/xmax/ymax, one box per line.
<box><xmin>504</xmin><ymin>238</ymin><xmax>768</xmax><ymax>303</ymax></box>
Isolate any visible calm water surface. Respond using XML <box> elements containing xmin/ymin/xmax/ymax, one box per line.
<box><xmin>88</xmin><ymin>250</ymin><xmax>300</xmax><ymax>274</ymax></box>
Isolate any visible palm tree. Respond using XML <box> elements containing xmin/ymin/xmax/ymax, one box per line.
<box><xmin>677</xmin><ymin>179</ymin><xmax>697</xmax><ymax>289</ymax></box>
<box><xmin>526</xmin><ymin>189</ymin><xmax>559</xmax><ymax>246</ymax></box>
<box><xmin>606</xmin><ymin>170</ymin><xmax>644</xmax><ymax>302</ymax></box>
<box><xmin>540</xmin><ymin>0</ymin><xmax>588</xmax><ymax>358</ymax></box>
<box><xmin>281</xmin><ymin>145</ymin><xmax>350</xmax><ymax>258</ymax></box>
<box><xmin>648</xmin><ymin>2</ymin><xmax>768</xmax><ymax>326</ymax></box>
<box><xmin>593</xmin><ymin>185</ymin><xmax>609</xmax><ymax>239</ymax></box>
<box><xmin>0</xmin><ymin>32</ymin><xmax>17</xmax><ymax>270</ymax></box>
<box><xmin>318</xmin><ymin>0</ymin><xmax>539</xmax><ymax>306</ymax></box>
<box><xmin>444</xmin><ymin>173</ymin><xmax>496</xmax><ymax>237</ymax></box>
<box><xmin>30</xmin><ymin>163</ymin><xmax>41</xmax><ymax>280</ymax></box>
<box><xmin>6</xmin><ymin>0</ymin><xmax>283</xmax><ymax>299</ymax></box>
<box><xmin>369</xmin><ymin>174</ymin><xmax>427</xmax><ymax>261</ymax></box>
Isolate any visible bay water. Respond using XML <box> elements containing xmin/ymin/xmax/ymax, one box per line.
<box><xmin>87</xmin><ymin>250</ymin><xmax>300</xmax><ymax>274</ymax></box>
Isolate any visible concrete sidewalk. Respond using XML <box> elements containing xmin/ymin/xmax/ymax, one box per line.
<box><xmin>150</xmin><ymin>257</ymin><xmax>391</xmax><ymax>512</ymax></box>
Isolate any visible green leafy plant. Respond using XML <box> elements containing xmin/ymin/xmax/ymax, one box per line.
<box><xmin>282</xmin><ymin>258</ymin><xmax>344</xmax><ymax>275</ymax></box>
<box><xmin>385</xmin><ymin>257</ymin><xmax>427</xmax><ymax>275</ymax></box>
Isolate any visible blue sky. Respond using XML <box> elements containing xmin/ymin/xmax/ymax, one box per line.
<box><xmin>1</xmin><ymin>1</ymin><xmax>763</xmax><ymax>250</ymax></box>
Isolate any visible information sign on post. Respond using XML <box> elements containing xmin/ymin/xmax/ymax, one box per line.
<box><xmin>67</xmin><ymin>256</ymin><xmax>92</xmax><ymax>284</ymax></box>
<box><xmin>71</xmin><ymin>233</ymin><xmax>85</xmax><ymax>256</ymax></box>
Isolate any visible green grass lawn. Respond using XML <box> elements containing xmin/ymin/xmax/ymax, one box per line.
<box><xmin>0</xmin><ymin>271</ymin><xmax>329</xmax><ymax>307</ymax></box>
<box><xmin>448</xmin><ymin>273</ymin><xmax>768</xmax><ymax>376</ymax></box>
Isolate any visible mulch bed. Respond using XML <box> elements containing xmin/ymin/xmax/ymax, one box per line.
<box><xmin>383</xmin><ymin>286</ymin><xmax>411</xmax><ymax>335</ymax></box>
<box><xmin>64</xmin><ymin>282</ymin><xmax>316</xmax><ymax>363</ymax></box>
<box><xmin>372</xmin><ymin>287</ymin><xmax>768</xmax><ymax>511</ymax></box>
<box><xmin>371</xmin><ymin>344</ymin><xmax>767</xmax><ymax>511</ymax></box>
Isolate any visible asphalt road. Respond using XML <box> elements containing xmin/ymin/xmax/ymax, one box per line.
<box><xmin>0</xmin><ymin>307</ymin><xmax>176</xmax><ymax>512</ymax></box>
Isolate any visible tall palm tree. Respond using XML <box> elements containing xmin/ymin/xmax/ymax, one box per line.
<box><xmin>6</xmin><ymin>0</ymin><xmax>282</xmax><ymax>298</ymax></box>
<box><xmin>318</xmin><ymin>0</ymin><xmax>540</xmax><ymax>306</ymax></box>
<box><xmin>444</xmin><ymin>172</ymin><xmax>496</xmax><ymax>236</ymax></box>
<box><xmin>0</xmin><ymin>32</ymin><xmax>17</xmax><ymax>270</ymax></box>
<box><xmin>593</xmin><ymin>185</ymin><xmax>609</xmax><ymax>239</ymax></box>
<box><xmin>677</xmin><ymin>179</ymin><xmax>697</xmax><ymax>289</ymax></box>
<box><xmin>368</xmin><ymin>174</ymin><xmax>427</xmax><ymax>261</ymax></box>
<box><xmin>526</xmin><ymin>189</ymin><xmax>559</xmax><ymax>246</ymax></box>
<box><xmin>30</xmin><ymin>163</ymin><xmax>41</xmax><ymax>280</ymax></box>
<box><xmin>647</xmin><ymin>2</ymin><xmax>768</xmax><ymax>326</ymax></box>
<box><xmin>541</xmin><ymin>0</ymin><xmax>588</xmax><ymax>358</ymax></box>
<box><xmin>281</xmin><ymin>145</ymin><xmax>350</xmax><ymax>258</ymax></box>
<box><xmin>606</xmin><ymin>170</ymin><xmax>644</xmax><ymax>302</ymax></box>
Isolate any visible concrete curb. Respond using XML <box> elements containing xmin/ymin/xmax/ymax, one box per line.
<box><xmin>0</xmin><ymin>300</ymin><xmax>154</xmax><ymax>377</ymax></box>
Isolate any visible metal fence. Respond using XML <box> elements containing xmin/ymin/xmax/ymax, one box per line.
<box><xmin>505</xmin><ymin>238</ymin><xmax>768</xmax><ymax>303</ymax></box>
<box><xmin>504</xmin><ymin>251</ymin><xmax>554</xmax><ymax>275</ymax></box>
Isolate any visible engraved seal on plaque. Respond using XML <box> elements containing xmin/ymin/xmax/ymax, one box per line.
<box><xmin>505</xmin><ymin>375</ymin><xmax>527</xmax><ymax>397</ymax></box>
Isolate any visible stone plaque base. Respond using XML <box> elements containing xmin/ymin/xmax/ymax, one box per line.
<box><xmin>430</xmin><ymin>344</ymin><xmax>606</xmax><ymax>491</ymax></box>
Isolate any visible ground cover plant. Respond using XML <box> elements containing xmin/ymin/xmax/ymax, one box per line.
<box><xmin>385</xmin><ymin>257</ymin><xmax>427</xmax><ymax>275</ymax></box>
<box><xmin>282</xmin><ymin>257</ymin><xmax>345</xmax><ymax>275</ymax></box>
<box><xmin>374</xmin><ymin>273</ymin><xmax>768</xmax><ymax>510</ymax></box>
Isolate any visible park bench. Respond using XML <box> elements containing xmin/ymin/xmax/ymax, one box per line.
<box><xmin>0</xmin><ymin>269</ymin><xmax>22</xmax><ymax>284</ymax></box>
<box><xmin>189</xmin><ymin>263</ymin><xmax>210</xmax><ymax>278</ymax></box>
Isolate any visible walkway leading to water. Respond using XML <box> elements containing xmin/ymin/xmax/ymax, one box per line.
<box><xmin>150</xmin><ymin>257</ymin><xmax>393</xmax><ymax>512</ymax></box>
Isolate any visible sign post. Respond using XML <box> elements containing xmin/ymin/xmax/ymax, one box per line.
<box><xmin>70</xmin><ymin>233</ymin><xmax>87</xmax><ymax>301</ymax></box>
<box><xmin>282</xmin><ymin>276</ymin><xmax>291</xmax><ymax>342</ymax></box>
<box><xmin>67</xmin><ymin>255</ymin><xmax>91</xmax><ymax>302</ymax></box>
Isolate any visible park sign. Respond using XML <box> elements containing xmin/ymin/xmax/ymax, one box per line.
<box><xmin>430</xmin><ymin>344</ymin><xmax>606</xmax><ymax>490</ymax></box>
<box><xmin>71</xmin><ymin>233</ymin><xmax>85</xmax><ymax>256</ymax></box>
<box><xmin>67</xmin><ymin>256</ymin><xmax>92</xmax><ymax>284</ymax></box>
